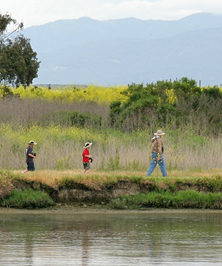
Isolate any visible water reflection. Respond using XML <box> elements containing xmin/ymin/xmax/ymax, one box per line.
<box><xmin>0</xmin><ymin>211</ymin><xmax>222</xmax><ymax>265</ymax></box>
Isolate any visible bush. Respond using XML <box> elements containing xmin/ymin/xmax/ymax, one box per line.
<box><xmin>109</xmin><ymin>78</ymin><xmax>222</xmax><ymax>133</ymax></box>
<box><xmin>0</xmin><ymin>189</ymin><xmax>55</xmax><ymax>209</ymax></box>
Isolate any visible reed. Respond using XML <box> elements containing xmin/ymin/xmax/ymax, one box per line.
<box><xmin>0</xmin><ymin>124</ymin><xmax>221</xmax><ymax>171</ymax></box>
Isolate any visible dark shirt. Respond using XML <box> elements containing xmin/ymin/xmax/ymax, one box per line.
<box><xmin>26</xmin><ymin>146</ymin><xmax>34</xmax><ymax>163</ymax></box>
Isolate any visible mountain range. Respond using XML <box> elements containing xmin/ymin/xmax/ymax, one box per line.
<box><xmin>22</xmin><ymin>13</ymin><xmax>222</xmax><ymax>86</ymax></box>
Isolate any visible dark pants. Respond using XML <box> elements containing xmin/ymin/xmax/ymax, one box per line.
<box><xmin>27</xmin><ymin>162</ymin><xmax>35</xmax><ymax>171</ymax></box>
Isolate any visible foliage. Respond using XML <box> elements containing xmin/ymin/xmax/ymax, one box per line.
<box><xmin>0</xmin><ymin>189</ymin><xmax>55</xmax><ymax>209</ymax></box>
<box><xmin>0</xmin><ymin>13</ymin><xmax>23</xmax><ymax>36</ymax></box>
<box><xmin>0</xmin><ymin>13</ymin><xmax>40</xmax><ymax>87</ymax></box>
<box><xmin>110</xmin><ymin>78</ymin><xmax>222</xmax><ymax>133</ymax></box>
<box><xmin>0</xmin><ymin>36</ymin><xmax>40</xmax><ymax>86</ymax></box>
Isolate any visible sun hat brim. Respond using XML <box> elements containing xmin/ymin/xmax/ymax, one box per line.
<box><xmin>83</xmin><ymin>142</ymin><xmax>92</xmax><ymax>148</ymax></box>
<box><xmin>29</xmin><ymin>140</ymin><xmax>37</xmax><ymax>145</ymax></box>
<box><xmin>154</xmin><ymin>131</ymin><xmax>165</xmax><ymax>136</ymax></box>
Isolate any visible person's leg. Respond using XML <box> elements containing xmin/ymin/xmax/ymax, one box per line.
<box><xmin>158</xmin><ymin>155</ymin><xmax>167</xmax><ymax>177</ymax></box>
<box><xmin>83</xmin><ymin>163</ymin><xmax>91</xmax><ymax>174</ymax></box>
<box><xmin>146</xmin><ymin>153</ymin><xmax>157</xmax><ymax>176</ymax></box>
<box><xmin>22</xmin><ymin>163</ymin><xmax>30</xmax><ymax>174</ymax></box>
<box><xmin>27</xmin><ymin>162</ymin><xmax>35</xmax><ymax>172</ymax></box>
<box><xmin>22</xmin><ymin>169</ymin><xmax>29</xmax><ymax>174</ymax></box>
<box><xmin>83</xmin><ymin>163</ymin><xmax>86</xmax><ymax>173</ymax></box>
<box><xmin>30</xmin><ymin>162</ymin><xmax>35</xmax><ymax>171</ymax></box>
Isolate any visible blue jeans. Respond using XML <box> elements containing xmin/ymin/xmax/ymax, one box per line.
<box><xmin>146</xmin><ymin>153</ymin><xmax>167</xmax><ymax>177</ymax></box>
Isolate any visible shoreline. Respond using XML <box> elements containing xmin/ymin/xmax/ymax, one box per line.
<box><xmin>1</xmin><ymin>170</ymin><xmax>222</xmax><ymax>211</ymax></box>
<box><xmin>1</xmin><ymin>204</ymin><xmax>222</xmax><ymax>215</ymax></box>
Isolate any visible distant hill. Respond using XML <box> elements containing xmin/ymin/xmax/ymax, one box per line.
<box><xmin>22</xmin><ymin>13</ymin><xmax>222</xmax><ymax>86</ymax></box>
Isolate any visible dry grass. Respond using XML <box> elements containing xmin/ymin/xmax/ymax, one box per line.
<box><xmin>12</xmin><ymin>168</ymin><xmax>222</xmax><ymax>188</ymax></box>
<box><xmin>14</xmin><ymin>169</ymin><xmax>145</xmax><ymax>187</ymax></box>
<box><xmin>0</xmin><ymin>97</ymin><xmax>110</xmax><ymax>125</ymax></box>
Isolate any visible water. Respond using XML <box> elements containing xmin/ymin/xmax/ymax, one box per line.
<box><xmin>0</xmin><ymin>210</ymin><xmax>222</xmax><ymax>265</ymax></box>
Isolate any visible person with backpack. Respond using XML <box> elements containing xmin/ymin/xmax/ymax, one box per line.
<box><xmin>146</xmin><ymin>130</ymin><xmax>167</xmax><ymax>177</ymax></box>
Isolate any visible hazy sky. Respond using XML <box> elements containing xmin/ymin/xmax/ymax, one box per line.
<box><xmin>1</xmin><ymin>0</ymin><xmax>222</xmax><ymax>28</ymax></box>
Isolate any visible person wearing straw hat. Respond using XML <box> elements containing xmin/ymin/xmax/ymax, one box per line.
<box><xmin>82</xmin><ymin>142</ymin><xmax>92</xmax><ymax>174</ymax></box>
<box><xmin>22</xmin><ymin>140</ymin><xmax>37</xmax><ymax>173</ymax></box>
<box><xmin>146</xmin><ymin>130</ymin><xmax>167</xmax><ymax>177</ymax></box>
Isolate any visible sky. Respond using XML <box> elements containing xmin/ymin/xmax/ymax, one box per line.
<box><xmin>1</xmin><ymin>0</ymin><xmax>222</xmax><ymax>28</ymax></box>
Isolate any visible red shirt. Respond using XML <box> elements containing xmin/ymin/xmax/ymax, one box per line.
<box><xmin>82</xmin><ymin>148</ymin><xmax>90</xmax><ymax>163</ymax></box>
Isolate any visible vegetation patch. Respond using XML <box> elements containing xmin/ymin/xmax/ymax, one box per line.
<box><xmin>0</xmin><ymin>189</ymin><xmax>55</xmax><ymax>209</ymax></box>
<box><xmin>110</xmin><ymin>190</ymin><xmax>222</xmax><ymax>210</ymax></box>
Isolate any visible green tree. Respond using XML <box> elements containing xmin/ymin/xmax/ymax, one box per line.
<box><xmin>0</xmin><ymin>13</ymin><xmax>40</xmax><ymax>87</ymax></box>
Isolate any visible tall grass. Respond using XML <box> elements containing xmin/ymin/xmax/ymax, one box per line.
<box><xmin>0</xmin><ymin>97</ymin><xmax>110</xmax><ymax>125</ymax></box>
<box><xmin>0</xmin><ymin>124</ymin><xmax>221</xmax><ymax>171</ymax></box>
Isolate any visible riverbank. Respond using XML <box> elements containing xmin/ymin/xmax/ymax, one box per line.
<box><xmin>1</xmin><ymin>204</ymin><xmax>222</xmax><ymax>214</ymax></box>
<box><xmin>1</xmin><ymin>169</ymin><xmax>222</xmax><ymax>210</ymax></box>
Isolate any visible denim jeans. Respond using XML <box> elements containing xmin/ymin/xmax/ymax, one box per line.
<box><xmin>146</xmin><ymin>153</ymin><xmax>167</xmax><ymax>177</ymax></box>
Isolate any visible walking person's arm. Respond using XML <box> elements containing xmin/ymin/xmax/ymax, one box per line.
<box><xmin>28</xmin><ymin>153</ymin><xmax>36</xmax><ymax>159</ymax></box>
<box><xmin>156</xmin><ymin>138</ymin><xmax>163</xmax><ymax>161</ymax></box>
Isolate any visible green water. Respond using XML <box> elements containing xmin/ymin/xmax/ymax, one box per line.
<box><xmin>0</xmin><ymin>211</ymin><xmax>222</xmax><ymax>265</ymax></box>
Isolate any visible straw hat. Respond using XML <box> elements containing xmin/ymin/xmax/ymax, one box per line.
<box><xmin>154</xmin><ymin>130</ymin><xmax>165</xmax><ymax>136</ymax></box>
<box><xmin>29</xmin><ymin>140</ymin><xmax>37</xmax><ymax>145</ymax></box>
<box><xmin>83</xmin><ymin>142</ymin><xmax>92</xmax><ymax>149</ymax></box>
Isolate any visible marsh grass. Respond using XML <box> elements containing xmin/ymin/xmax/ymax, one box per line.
<box><xmin>110</xmin><ymin>190</ymin><xmax>222</xmax><ymax>210</ymax></box>
<box><xmin>0</xmin><ymin>189</ymin><xmax>55</xmax><ymax>209</ymax></box>
<box><xmin>1</xmin><ymin>124</ymin><xmax>222</xmax><ymax>171</ymax></box>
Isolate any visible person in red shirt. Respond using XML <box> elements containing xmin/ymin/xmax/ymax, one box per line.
<box><xmin>82</xmin><ymin>142</ymin><xmax>92</xmax><ymax>174</ymax></box>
